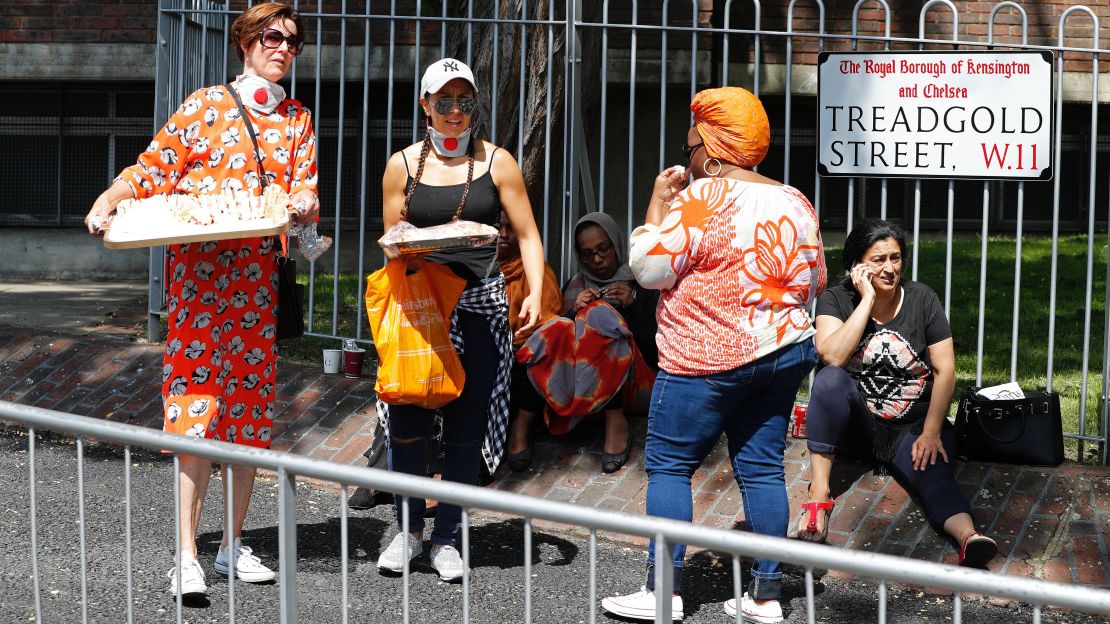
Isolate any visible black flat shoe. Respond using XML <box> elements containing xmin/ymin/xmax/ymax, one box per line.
<box><xmin>348</xmin><ymin>487</ymin><xmax>374</xmax><ymax>509</ymax></box>
<box><xmin>506</xmin><ymin>448</ymin><xmax>532</xmax><ymax>472</ymax></box>
<box><xmin>600</xmin><ymin>438</ymin><xmax>632</xmax><ymax>474</ymax></box>
<box><xmin>348</xmin><ymin>487</ymin><xmax>392</xmax><ymax>510</ymax></box>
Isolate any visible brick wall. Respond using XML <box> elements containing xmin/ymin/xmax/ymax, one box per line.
<box><xmin>2</xmin><ymin>1</ymin><xmax>1106</xmax><ymax>70</ymax></box>
<box><xmin>0</xmin><ymin>0</ymin><xmax>156</xmax><ymax>44</ymax></box>
<box><xmin>704</xmin><ymin>0</ymin><xmax>1110</xmax><ymax>74</ymax></box>
<box><xmin>608</xmin><ymin>1</ymin><xmax>1110</xmax><ymax>74</ymax></box>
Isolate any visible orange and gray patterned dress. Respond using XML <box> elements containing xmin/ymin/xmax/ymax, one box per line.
<box><xmin>629</xmin><ymin>177</ymin><xmax>826</xmax><ymax>376</ymax></box>
<box><xmin>116</xmin><ymin>85</ymin><xmax>318</xmax><ymax>448</ymax></box>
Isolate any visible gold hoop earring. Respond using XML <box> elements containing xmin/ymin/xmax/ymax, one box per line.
<box><xmin>703</xmin><ymin>158</ymin><xmax>722</xmax><ymax>177</ymax></box>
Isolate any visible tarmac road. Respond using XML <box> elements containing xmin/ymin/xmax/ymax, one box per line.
<box><xmin>0</xmin><ymin>280</ymin><xmax>148</xmax><ymax>335</ymax></box>
<box><xmin>0</xmin><ymin>430</ymin><xmax>1102</xmax><ymax>624</ymax></box>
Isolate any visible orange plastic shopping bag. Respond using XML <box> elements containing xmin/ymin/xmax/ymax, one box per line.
<box><xmin>365</xmin><ymin>258</ymin><xmax>467</xmax><ymax>408</ymax></box>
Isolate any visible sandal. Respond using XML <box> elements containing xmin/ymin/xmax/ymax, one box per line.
<box><xmin>959</xmin><ymin>532</ymin><xmax>997</xmax><ymax>568</ymax></box>
<box><xmin>793</xmin><ymin>499</ymin><xmax>835</xmax><ymax>543</ymax></box>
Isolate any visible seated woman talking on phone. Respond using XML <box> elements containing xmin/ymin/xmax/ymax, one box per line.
<box><xmin>797</xmin><ymin>219</ymin><xmax>997</xmax><ymax>569</ymax></box>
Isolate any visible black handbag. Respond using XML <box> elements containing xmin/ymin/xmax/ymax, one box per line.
<box><xmin>274</xmin><ymin>238</ymin><xmax>305</xmax><ymax>341</ymax></box>
<box><xmin>227</xmin><ymin>84</ymin><xmax>305</xmax><ymax>341</ymax></box>
<box><xmin>954</xmin><ymin>386</ymin><xmax>1064</xmax><ymax>466</ymax></box>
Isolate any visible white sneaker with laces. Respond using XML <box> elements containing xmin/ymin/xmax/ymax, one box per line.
<box><xmin>724</xmin><ymin>593</ymin><xmax>783</xmax><ymax>624</ymax></box>
<box><xmin>166</xmin><ymin>556</ymin><xmax>207</xmax><ymax>596</ymax></box>
<box><xmin>601</xmin><ymin>586</ymin><xmax>683</xmax><ymax>621</ymax></box>
<box><xmin>377</xmin><ymin>532</ymin><xmax>423</xmax><ymax>573</ymax></box>
<box><xmin>430</xmin><ymin>544</ymin><xmax>465</xmax><ymax>582</ymax></box>
<box><xmin>214</xmin><ymin>539</ymin><xmax>276</xmax><ymax>583</ymax></box>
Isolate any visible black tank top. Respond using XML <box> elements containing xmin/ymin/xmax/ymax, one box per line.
<box><xmin>404</xmin><ymin>148</ymin><xmax>501</xmax><ymax>285</ymax></box>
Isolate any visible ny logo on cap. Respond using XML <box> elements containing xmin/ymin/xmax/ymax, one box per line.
<box><xmin>443</xmin><ymin>60</ymin><xmax>460</xmax><ymax>72</ymax></box>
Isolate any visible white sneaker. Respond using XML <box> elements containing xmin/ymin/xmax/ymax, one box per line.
<box><xmin>430</xmin><ymin>544</ymin><xmax>465</xmax><ymax>582</ymax></box>
<box><xmin>166</xmin><ymin>556</ymin><xmax>207</xmax><ymax>596</ymax></box>
<box><xmin>214</xmin><ymin>539</ymin><xmax>276</xmax><ymax>583</ymax></box>
<box><xmin>377</xmin><ymin>532</ymin><xmax>423</xmax><ymax>573</ymax></box>
<box><xmin>724</xmin><ymin>594</ymin><xmax>783</xmax><ymax>624</ymax></box>
<box><xmin>601</xmin><ymin>586</ymin><xmax>683</xmax><ymax>621</ymax></box>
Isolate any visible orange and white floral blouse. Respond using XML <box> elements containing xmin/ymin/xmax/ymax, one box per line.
<box><xmin>117</xmin><ymin>86</ymin><xmax>317</xmax><ymax>200</ymax></box>
<box><xmin>629</xmin><ymin>177</ymin><xmax>826</xmax><ymax>376</ymax></box>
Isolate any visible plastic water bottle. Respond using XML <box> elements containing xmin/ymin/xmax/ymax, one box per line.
<box><xmin>289</xmin><ymin>199</ymin><xmax>332</xmax><ymax>262</ymax></box>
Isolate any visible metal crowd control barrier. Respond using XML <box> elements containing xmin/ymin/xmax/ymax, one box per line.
<box><xmin>4</xmin><ymin>399</ymin><xmax>1110</xmax><ymax>624</ymax></box>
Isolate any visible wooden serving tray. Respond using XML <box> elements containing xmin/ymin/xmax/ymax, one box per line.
<box><xmin>103</xmin><ymin>214</ymin><xmax>290</xmax><ymax>249</ymax></box>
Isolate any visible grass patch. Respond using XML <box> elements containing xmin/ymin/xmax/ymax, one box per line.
<box><xmin>278</xmin><ymin>234</ymin><xmax>1109</xmax><ymax>463</ymax></box>
<box><xmin>276</xmin><ymin>270</ymin><xmax>374</xmax><ymax>367</ymax></box>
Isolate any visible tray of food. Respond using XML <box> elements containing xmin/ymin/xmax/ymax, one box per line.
<box><xmin>378</xmin><ymin>220</ymin><xmax>499</xmax><ymax>257</ymax></box>
<box><xmin>101</xmin><ymin>185</ymin><xmax>291</xmax><ymax>249</ymax></box>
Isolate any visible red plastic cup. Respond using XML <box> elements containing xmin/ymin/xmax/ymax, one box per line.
<box><xmin>791</xmin><ymin>403</ymin><xmax>808</xmax><ymax>439</ymax></box>
<box><xmin>343</xmin><ymin>347</ymin><xmax>366</xmax><ymax>379</ymax></box>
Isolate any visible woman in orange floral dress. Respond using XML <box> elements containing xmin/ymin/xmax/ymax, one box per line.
<box><xmin>84</xmin><ymin>3</ymin><xmax>318</xmax><ymax>598</ymax></box>
<box><xmin>602</xmin><ymin>87</ymin><xmax>825</xmax><ymax>624</ymax></box>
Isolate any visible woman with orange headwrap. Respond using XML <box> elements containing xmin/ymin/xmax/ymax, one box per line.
<box><xmin>602</xmin><ymin>87</ymin><xmax>825</xmax><ymax>623</ymax></box>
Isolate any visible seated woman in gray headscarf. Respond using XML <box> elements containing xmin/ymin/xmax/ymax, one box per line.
<box><xmin>507</xmin><ymin>212</ymin><xmax>659</xmax><ymax>474</ymax></box>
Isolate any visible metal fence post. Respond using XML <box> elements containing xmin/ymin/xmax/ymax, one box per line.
<box><xmin>653</xmin><ymin>533</ymin><xmax>674</xmax><ymax>623</ymax></box>
<box><xmin>278</xmin><ymin>466</ymin><xmax>298</xmax><ymax>624</ymax></box>
<box><xmin>28</xmin><ymin>428</ymin><xmax>43</xmax><ymax>623</ymax></box>
<box><xmin>562</xmin><ymin>0</ymin><xmax>579</xmax><ymax>279</ymax></box>
<box><xmin>566</xmin><ymin>0</ymin><xmax>595</xmax><ymax>223</ymax></box>
<box><xmin>147</xmin><ymin>0</ymin><xmax>177</xmax><ymax>344</ymax></box>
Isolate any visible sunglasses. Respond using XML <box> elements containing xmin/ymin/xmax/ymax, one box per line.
<box><xmin>431</xmin><ymin>96</ymin><xmax>478</xmax><ymax>116</ymax></box>
<box><xmin>681</xmin><ymin>142</ymin><xmax>704</xmax><ymax>160</ymax></box>
<box><xmin>260</xmin><ymin>28</ymin><xmax>304</xmax><ymax>55</ymax></box>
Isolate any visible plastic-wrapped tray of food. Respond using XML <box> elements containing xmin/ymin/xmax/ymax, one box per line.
<box><xmin>378</xmin><ymin>220</ymin><xmax>499</xmax><ymax>257</ymax></box>
<box><xmin>101</xmin><ymin>186</ymin><xmax>291</xmax><ymax>249</ymax></box>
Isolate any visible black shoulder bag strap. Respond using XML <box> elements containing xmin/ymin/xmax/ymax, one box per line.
<box><xmin>226</xmin><ymin>83</ymin><xmax>287</xmax><ymax>253</ymax></box>
<box><xmin>227</xmin><ymin>83</ymin><xmax>304</xmax><ymax>340</ymax></box>
<box><xmin>226</xmin><ymin>84</ymin><xmax>269</xmax><ymax>188</ymax></box>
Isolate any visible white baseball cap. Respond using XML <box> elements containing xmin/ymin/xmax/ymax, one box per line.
<box><xmin>420</xmin><ymin>58</ymin><xmax>478</xmax><ymax>96</ymax></box>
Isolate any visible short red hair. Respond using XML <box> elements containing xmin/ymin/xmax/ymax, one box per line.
<box><xmin>229</xmin><ymin>2</ymin><xmax>304</xmax><ymax>62</ymax></box>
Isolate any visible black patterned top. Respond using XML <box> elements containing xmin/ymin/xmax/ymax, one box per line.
<box><xmin>815</xmin><ymin>279</ymin><xmax>952</xmax><ymax>426</ymax></box>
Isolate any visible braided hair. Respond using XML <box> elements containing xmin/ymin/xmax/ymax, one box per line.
<box><xmin>399</xmin><ymin>130</ymin><xmax>476</xmax><ymax>223</ymax></box>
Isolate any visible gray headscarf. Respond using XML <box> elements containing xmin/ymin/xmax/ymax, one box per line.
<box><xmin>572</xmin><ymin>212</ymin><xmax>636</xmax><ymax>293</ymax></box>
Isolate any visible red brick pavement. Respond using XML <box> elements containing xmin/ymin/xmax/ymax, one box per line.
<box><xmin>1</xmin><ymin>325</ymin><xmax>1107</xmax><ymax>591</ymax></box>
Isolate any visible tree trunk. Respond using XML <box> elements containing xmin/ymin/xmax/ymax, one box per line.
<box><xmin>446</xmin><ymin>1</ymin><xmax>601</xmax><ymax>211</ymax></box>
<box><xmin>442</xmin><ymin>0</ymin><xmax>563</xmax><ymax>210</ymax></box>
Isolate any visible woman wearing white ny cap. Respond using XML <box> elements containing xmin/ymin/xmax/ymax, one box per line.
<box><xmin>374</xmin><ymin>58</ymin><xmax>546</xmax><ymax>582</ymax></box>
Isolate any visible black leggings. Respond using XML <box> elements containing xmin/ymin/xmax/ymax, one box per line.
<box><xmin>806</xmin><ymin>366</ymin><xmax>971</xmax><ymax>530</ymax></box>
<box><xmin>510</xmin><ymin>359</ymin><xmax>545</xmax><ymax>414</ymax></box>
<box><xmin>388</xmin><ymin>309</ymin><xmax>498</xmax><ymax>546</ymax></box>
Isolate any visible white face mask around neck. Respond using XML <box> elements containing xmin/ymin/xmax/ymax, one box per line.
<box><xmin>233</xmin><ymin>74</ymin><xmax>286</xmax><ymax>114</ymax></box>
<box><xmin>428</xmin><ymin>126</ymin><xmax>471</xmax><ymax>158</ymax></box>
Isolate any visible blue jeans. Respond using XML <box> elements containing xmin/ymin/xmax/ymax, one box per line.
<box><xmin>387</xmin><ymin>308</ymin><xmax>497</xmax><ymax>546</ymax></box>
<box><xmin>644</xmin><ymin>339</ymin><xmax>817</xmax><ymax>600</ymax></box>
